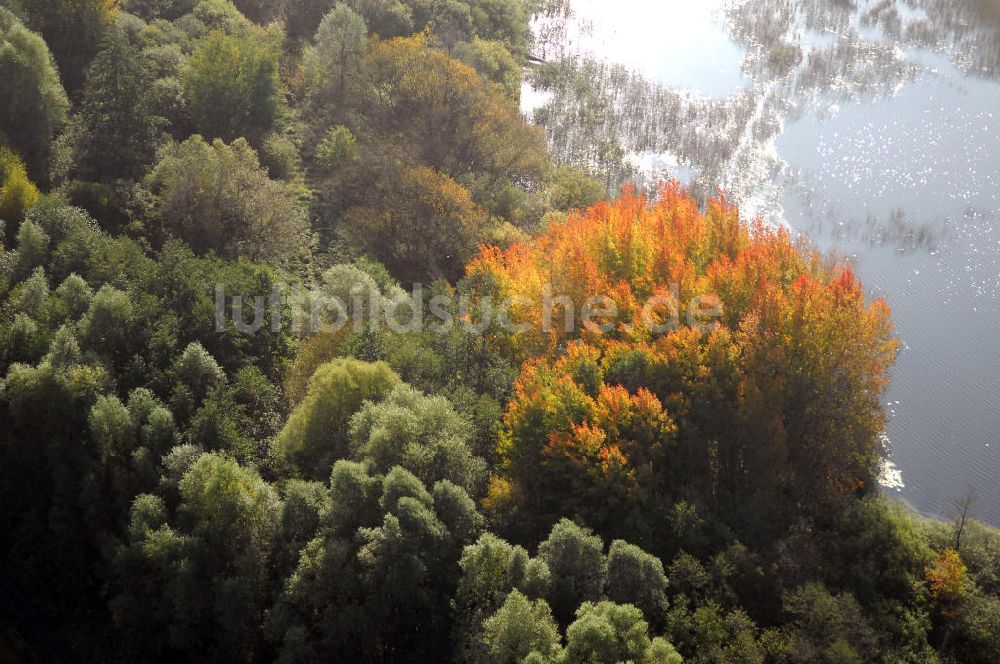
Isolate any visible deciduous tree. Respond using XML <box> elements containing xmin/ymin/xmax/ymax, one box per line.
<box><xmin>0</xmin><ymin>149</ymin><xmax>41</xmax><ymax>230</ymax></box>
<box><xmin>274</xmin><ymin>358</ymin><xmax>400</xmax><ymax>477</ymax></box>
<box><xmin>10</xmin><ymin>0</ymin><xmax>118</xmax><ymax>93</ymax></box>
<box><xmin>184</xmin><ymin>28</ymin><xmax>285</xmax><ymax>144</ymax></box>
<box><xmin>474</xmin><ymin>185</ymin><xmax>898</xmax><ymax>544</ymax></box>
<box><xmin>343</xmin><ymin>164</ymin><xmax>490</xmax><ymax>284</ymax></box>
<box><xmin>481</xmin><ymin>589</ymin><xmax>562</xmax><ymax>663</ymax></box>
<box><xmin>73</xmin><ymin>30</ymin><xmax>165</xmax><ymax>183</ymax></box>
<box><xmin>0</xmin><ymin>8</ymin><xmax>69</xmax><ymax>181</ymax></box>
<box><xmin>146</xmin><ymin>135</ymin><xmax>311</xmax><ymax>261</ymax></box>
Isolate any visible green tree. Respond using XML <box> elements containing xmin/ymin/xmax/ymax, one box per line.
<box><xmin>14</xmin><ymin>219</ymin><xmax>49</xmax><ymax>279</ymax></box>
<box><xmin>280</xmin><ymin>0</ymin><xmax>332</xmax><ymax>42</ymax></box>
<box><xmin>121</xmin><ymin>0</ymin><xmax>198</xmax><ymax>21</ymax></box>
<box><xmin>9</xmin><ymin>0</ymin><xmax>118</xmax><ymax>93</ymax></box>
<box><xmin>276</xmin><ymin>479</ymin><xmax>331</xmax><ymax>575</ymax></box>
<box><xmin>538</xmin><ymin>518</ymin><xmax>607</xmax><ymax>625</ymax></box>
<box><xmin>455</xmin><ymin>37</ymin><xmax>522</xmax><ymax>101</ymax></box>
<box><xmin>606</xmin><ymin>539</ymin><xmax>669</xmax><ymax>627</ymax></box>
<box><xmin>349</xmin><ymin>383</ymin><xmax>487</xmax><ymax>493</ymax></box>
<box><xmin>53</xmin><ymin>273</ymin><xmax>94</xmax><ymax>319</ymax></box>
<box><xmin>464</xmin><ymin>0</ymin><xmax>531</xmax><ymax>54</ymax></box>
<box><xmin>231</xmin><ymin>0</ymin><xmax>281</xmax><ymax>23</ymax></box>
<box><xmin>73</xmin><ymin>30</ymin><xmax>165</xmax><ymax>183</ymax></box>
<box><xmin>112</xmin><ymin>453</ymin><xmax>282</xmax><ymax>661</ymax></box>
<box><xmin>453</xmin><ymin>532</ymin><xmax>552</xmax><ymax>662</ymax></box>
<box><xmin>0</xmin><ymin>8</ymin><xmax>69</xmax><ymax>181</ymax></box>
<box><xmin>482</xmin><ymin>589</ymin><xmax>563</xmax><ymax>663</ymax></box>
<box><xmin>304</xmin><ymin>4</ymin><xmax>368</xmax><ymax>110</ymax></box>
<box><xmin>315</xmin><ymin>124</ymin><xmax>358</xmax><ymax>170</ymax></box>
<box><xmin>146</xmin><ymin>135</ymin><xmax>311</xmax><ymax>261</ymax></box>
<box><xmin>351</xmin><ymin>0</ymin><xmax>413</xmax><ymax>39</ymax></box>
<box><xmin>269</xmin><ymin>462</ymin><xmax>482</xmax><ymax>661</ymax></box>
<box><xmin>347</xmin><ymin>35</ymin><xmax>548</xmax><ymax>216</ymax></box>
<box><xmin>951</xmin><ymin>589</ymin><xmax>1000</xmax><ymax>664</ymax></box>
<box><xmin>275</xmin><ymin>358</ymin><xmax>400</xmax><ymax>478</ymax></box>
<box><xmin>1</xmin><ymin>330</ymin><xmax>110</xmax><ymax>606</ymax></box>
<box><xmin>563</xmin><ymin>601</ymin><xmax>679</xmax><ymax>664</ymax></box>
<box><xmin>314</xmin><ymin>32</ymin><xmax>547</xmax><ymax>239</ymax></box>
<box><xmin>80</xmin><ymin>284</ymin><xmax>135</xmax><ymax>364</ymax></box>
<box><xmin>173</xmin><ymin>341</ymin><xmax>225</xmax><ymax>402</ymax></box>
<box><xmin>192</xmin><ymin>0</ymin><xmax>253</xmax><ymax>32</ymax></box>
<box><xmin>774</xmin><ymin>583</ymin><xmax>878</xmax><ymax>664</ymax></box>
<box><xmin>184</xmin><ymin>28</ymin><xmax>285</xmax><ymax>144</ymax></box>
<box><xmin>547</xmin><ymin>164</ymin><xmax>606</xmax><ymax>211</ymax></box>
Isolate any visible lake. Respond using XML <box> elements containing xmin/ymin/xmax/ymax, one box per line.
<box><xmin>526</xmin><ymin>0</ymin><xmax>1000</xmax><ymax>524</ymax></box>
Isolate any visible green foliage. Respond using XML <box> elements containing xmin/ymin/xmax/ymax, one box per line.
<box><xmin>462</xmin><ymin>0</ymin><xmax>531</xmax><ymax>54</ymax></box>
<box><xmin>275</xmin><ymin>358</ymin><xmax>400</xmax><ymax>477</ymax></box>
<box><xmin>60</xmin><ymin>179</ymin><xmax>149</xmax><ymax>234</ymax></box>
<box><xmin>231</xmin><ymin>0</ymin><xmax>279</xmax><ymax>23</ymax></box>
<box><xmin>260</xmin><ymin>131</ymin><xmax>301</xmax><ymax>181</ymax></box>
<box><xmin>305</xmin><ymin>4</ymin><xmax>368</xmax><ymax>108</ymax></box>
<box><xmin>605</xmin><ymin>539</ymin><xmax>670</xmax><ymax>628</ymax></box>
<box><xmin>280</xmin><ymin>0</ymin><xmax>333</xmax><ymax>42</ymax></box>
<box><xmin>7</xmin><ymin>0</ymin><xmax>117</xmax><ymax>94</ymax></box>
<box><xmin>14</xmin><ymin>267</ymin><xmax>49</xmax><ymax>320</ymax></box>
<box><xmin>113</xmin><ymin>453</ymin><xmax>282</xmax><ymax>660</ymax></box>
<box><xmin>455</xmin><ymin>37</ymin><xmax>521</xmax><ymax>100</ymax></box>
<box><xmin>53</xmin><ymin>273</ymin><xmax>94</xmax><ymax>319</ymax></box>
<box><xmin>453</xmin><ymin>532</ymin><xmax>540</xmax><ymax>660</ymax></box>
<box><xmin>80</xmin><ymin>284</ymin><xmax>134</xmax><ymax>362</ymax></box>
<box><xmin>310</xmin><ymin>33</ymin><xmax>549</xmax><ymax>267</ymax></box>
<box><xmin>349</xmin><ymin>383</ymin><xmax>487</xmax><ymax>493</ymax></box>
<box><xmin>14</xmin><ymin>219</ymin><xmax>49</xmax><ymax>276</ymax></box>
<box><xmin>482</xmin><ymin>589</ymin><xmax>562</xmax><ymax>663</ymax></box>
<box><xmin>73</xmin><ymin>29</ymin><xmax>165</xmax><ymax>183</ymax></box>
<box><xmin>146</xmin><ymin>135</ymin><xmax>311</xmax><ymax>261</ymax></box>
<box><xmin>315</xmin><ymin>125</ymin><xmax>357</xmax><ymax>170</ymax></box>
<box><xmin>343</xmin><ymin>163</ymin><xmax>491</xmax><ymax>284</ymax></box>
<box><xmin>269</xmin><ymin>461</ymin><xmax>483</xmax><ymax>661</ymax></box>
<box><xmin>123</xmin><ymin>0</ymin><xmax>198</xmax><ymax>21</ymax></box>
<box><xmin>547</xmin><ymin>163</ymin><xmax>606</xmax><ymax>211</ymax></box>
<box><xmin>563</xmin><ymin>601</ymin><xmax>680</xmax><ymax>664</ymax></box>
<box><xmin>184</xmin><ymin>27</ymin><xmax>285</xmax><ymax>144</ymax></box>
<box><xmin>192</xmin><ymin>0</ymin><xmax>252</xmax><ymax>33</ymax></box>
<box><xmin>949</xmin><ymin>588</ymin><xmax>1000</xmax><ymax>663</ymax></box>
<box><xmin>771</xmin><ymin>583</ymin><xmax>878</xmax><ymax>664</ymax></box>
<box><xmin>349</xmin><ymin>35</ymin><xmax>547</xmax><ymax>210</ymax></box>
<box><xmin>352</xmin><ymin>0</ymin><xmax>413</xmax><ymax>39</ymax></box>
<box><xmin>276</xmin><ymin>479</ymin><xmax>331</xmax><ymax>573</ymax></box>
<box><xmin>174</xmin><ymin>341</ymin><xmax>225</xmax><ymax>399</ymax></box>
<box><xmin>537</xmin><ymin>518</ymin><xmax>608</xmax><ymax>624</ymax></box>
<box><xmin>922</xmin><ymin>514</ymin><xmax>1000</xmax><ymax>596</ymax></box>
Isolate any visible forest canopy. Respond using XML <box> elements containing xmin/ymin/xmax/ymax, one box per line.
<box><xmin>0</xmin><ymin>1</ymin><xmax>999</xmax><ymax>663</ymax></box>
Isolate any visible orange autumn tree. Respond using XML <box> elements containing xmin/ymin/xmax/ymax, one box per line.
<box><xmin>470</xmin><ymin>184</ymin><xmax>898</xmax><ymax>546</ymax></box>
<box><xmin>926</xmin><ymin>549</ymin><xmax>968</xmax><ymax>608</ymax></box>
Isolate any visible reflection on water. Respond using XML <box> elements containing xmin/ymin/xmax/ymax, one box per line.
<box><xmin>863</xmin><ymin>0</ymin><xmax>1000</xmax><ymax>78</ymax></box>
<box><xmin>527</xmin><ymin>0</ymin><xmax>1000</xmax><ymax>523</ymax></box>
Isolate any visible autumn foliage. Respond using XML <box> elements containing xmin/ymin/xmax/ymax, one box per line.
<box><xmin>926</xmin><ymin>549</ymin><xmax>968</xmax><ymax>606</ymax></box>
<box><xmin>474</xmin><ymin>184</ymin><xmax>899</xmax><ymax>545</ymax></box>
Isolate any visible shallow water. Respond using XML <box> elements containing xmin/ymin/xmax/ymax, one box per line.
<box><xmin>527</xmin><ymin>0</ymin><xmax>1000</xmax><ymax>524</ymax></box>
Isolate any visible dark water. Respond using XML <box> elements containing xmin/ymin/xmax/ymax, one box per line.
<box><xmin>526</xmin><ymin>0</ymin><xmax>1000</xmax><ymax>524</ymax></box>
